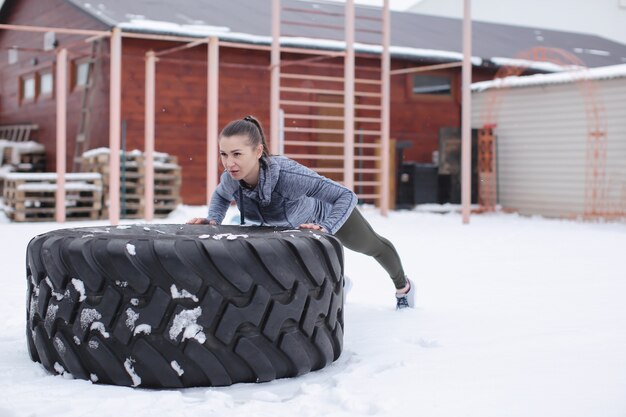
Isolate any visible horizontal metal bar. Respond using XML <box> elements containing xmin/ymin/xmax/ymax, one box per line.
<box><xmin>279</xmin><ymin>52</ymin><xmax>346</xmax><ymax>69</ymax></box>
<box><xmin>286</xmin><ymin>154</ymin><xmax>344</xmax><ymax>160</ymax></box>
<box><xmin>154</xmin><ymin>38</ymin><xmax>207</xmax><ymax>57</ymax></box>
<box><xmin>355</xmin><ymin>117</ymin><xmax>382</xmax><ymax>123</ymax></box>
<box><xmin>356</xmin><ymin>78</ymin><xmax>382</xmax><ymax>85</ymax></box>
<box><xmin>354</xmin><ymin>155</ymin><xmax>382</xmax><ymax>161</ymax></box>
<box><xmin>0</xmin><ymin>23</ymin><xmax>109</xmax><ymax>36</ymax></box>
<box><xmin>355</xmin><ymin>168</ymin><xmax>382</xmax><ymax>174</ymax></box>
<box><xmin>390</xmin><ymin>61</ymin><xmax>463</xmax><ymax>76</ymax></box>
<box><xmin>281</xmin><ymin>86</ymin><xmax>344</xmax><ymax>96</ymax></box>
<box><xmin>314</xmin><ymin>167</ymin><xmax>344</xmax><ymax>173</ymax></box>
<box><xmin>354</xmin><ymin>181</ymin><xmax>382</xmax><ymax>186</ymax></box>
<box><xmin>285</xmin><ymin>141</ymin><xmax>344</xmax><ymax>147</ymax></box>
<box><xmin>355</xmin><ymin>104</ymin><xmax>382</xmax><ymax>110</ymax></box>
<box><xmin>284</xmin><ymin>127</ymin><xmax>343</xmax><ymax>134</ymax></box>
<box><xmin>282</xmin><ymin>86</ymin><xmax>382</xmax><ymax>99</ymax></box>
<box><xmin>284</xmin><ymin>141</ymin><xmax>382</xmax><ymax>148</ymax></box>
<box><xmin>284</xmin><ymin>114</ymin><xmax>344</xmax><ymax>121</ymax></box>
<box><xmin>356</xmin><ymin>194</ymin><xmax>381</xmax><ymax>199</ymax></box>
<box><xmin>354</xmin><ymin>130</ymin><xmax>382</xmax><ymax>135</ymax></box>
<box><xmin>280</xmin><ymin>100</ymin><xmax>344</xmax><ymax>108</ymax></box>
<box><xmin>281</xmin><ymin>73</ymin><xmax>343</xmax><ymax>83</ymax></box>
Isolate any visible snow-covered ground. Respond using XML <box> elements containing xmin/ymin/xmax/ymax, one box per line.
<box><xmin>0</xmin><ymin>205</ymin><xmax>624</xmax><ymax>417</ymax></box>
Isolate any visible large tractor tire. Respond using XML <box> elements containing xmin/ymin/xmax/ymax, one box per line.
<box><xmin>25</xmin><ymin>224</ymin><xmax>344</xmax><ymax>388</ymax></box>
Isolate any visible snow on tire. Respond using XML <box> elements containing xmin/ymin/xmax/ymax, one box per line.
<box><xmin>25</xmin><ymin>224</ymin><xmax>345</xmax><ymax>387</ymax></box>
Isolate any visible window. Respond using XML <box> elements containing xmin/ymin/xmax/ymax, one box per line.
<box><xmin>39</xmin><ymin>71</ymin><xmax>54</xmax><ymax>97</ymax></box>
<box><xmin>75</xmin><ymin>60</ymin><xmax>91</xmax><ymax>88</ymax></box>
<box><xmin>21</xmin><ymin>75</ymin><xmax>36</xmax><ymax>102</ymax></box>
<box><xmin>412</xmin><ymin>74</ymin><xmax>452</xmax><ymax>96</ymax></box>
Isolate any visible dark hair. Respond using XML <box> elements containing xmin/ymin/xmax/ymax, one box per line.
<box><xmin>220</xmin><ymin>115</ymin><xmax>271</xmax><ymax>158</ymax></box>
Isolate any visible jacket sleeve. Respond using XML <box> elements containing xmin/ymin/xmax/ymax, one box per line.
<box><xmin>280</xmin><ymin>166</ymin><xmax>357</xmax><ymax>234</ymax></box>
<box><xmin>207</xmin><ymin>172</ymin><xmax>238</xmax><ymax>224</ymax></box>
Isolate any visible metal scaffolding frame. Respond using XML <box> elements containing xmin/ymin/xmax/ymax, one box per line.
<box><xmin>0</xmin><ymin>0</ymin><xmax>395</xmax><ymax>222</ymax></box>
<box><xmin>270</xmin><ymin>0</ymin><xmax>391</xmax><ymax>215</ymax></box>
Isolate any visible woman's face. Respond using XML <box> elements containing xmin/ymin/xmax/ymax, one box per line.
<box><xmin>219</xmin><ymin>135</ymin><xmax>263</xmax><ymax>186</ymax></box>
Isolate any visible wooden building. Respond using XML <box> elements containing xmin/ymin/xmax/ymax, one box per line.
<box><xmin>2</xmin><ymin>0</ymin><xmax>626</xmax><ymax>205</ymax></box>
<box><xmin>471</xmin><ymin>64</ymin><xmax>626</xmax><ymax>220</ymax></box>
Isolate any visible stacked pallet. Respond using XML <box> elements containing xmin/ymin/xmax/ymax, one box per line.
<box><xmin>81</xmin><ymin>148</ymin><xmax>182</xmax><ymax>219</ymax></box>
<box><xmin>0</xmin><ymin>140</ymin><xmax>46</xmax><ymax>194</ymax></box>
<box><xmin>2</xmin><ymin>172</ymin><xmax>102</xmax><ymax>222</ymax></box>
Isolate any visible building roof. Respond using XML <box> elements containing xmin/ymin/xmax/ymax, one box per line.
<box><xmin>3</xmin><ymin>0</ymin><xmax>626</xmax><ymax>70</ymax></box>
<box><xmin>472</xmin><ymin>63</ymin><xmax>626</xmax><ymax>92</ymax></box>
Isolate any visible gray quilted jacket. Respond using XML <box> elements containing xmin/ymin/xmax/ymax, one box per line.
<box><xmin>208</xmin><ymin>156</ymin><xmax>357</xmax><ymax>234</ymax></box>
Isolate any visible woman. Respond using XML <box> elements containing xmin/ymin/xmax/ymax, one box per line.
<box><xmin>187</xmin><ymin>116</ymin><xmax>414</xmax><ymax>309</ymax></box>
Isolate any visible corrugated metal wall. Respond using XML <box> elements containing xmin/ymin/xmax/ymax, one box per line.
<box><xmin>471</xmin><ymin>77</ymin><xmax>626</xmax><ymax>219</ymax></box>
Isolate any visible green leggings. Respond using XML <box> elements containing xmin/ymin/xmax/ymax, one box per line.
<box><xmin>334</xmin><ymin>208</ymin><xmax>407</xmax><ymax>289</ymax></box>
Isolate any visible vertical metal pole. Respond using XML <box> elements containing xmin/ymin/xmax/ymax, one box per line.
<box><xmin>461</xmin><ymin>0</ymin><xmax>472</xmax><ymax>224</ymax></box>
<box><xmin>55</xmin><ymin>48</ymin><xmax>67</xmax><ymax>223</ymax></box>
<box><xmin>144</xmin><ymin>50</ymin><xmax>156</xmax><ymax>222</ymax></box>
<box><xmin>207</xmin><ymin>36</ymin><xmax>219</xmax><ymax>203</ymax></box>
<box><xmin>270</xmin><ymin>0</ymin><xmax>281</xmax><ymax>155</ymax></box>
<box><xmin>344</xmin><ymin>0</ymin><xmax>355</xmax><ymax>190</ymax></box>
<box><xmin>109</xmin><ymin>27</ymin><xmax>122</xmax><ymax>225</ymax></box>
<box><xmin>381</xmin><ymin>0</ymin><xmax>391</xmax><ymax>215</ymax></box>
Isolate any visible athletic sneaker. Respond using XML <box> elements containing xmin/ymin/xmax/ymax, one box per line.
<box><xmin>395</xmin><ymin>278</ymin><xmax>415</xmax><ymax>310</ymax></box>
<box><xmin>343</xmin><ymin>275</ymin><xmax>353</xmax><ymax>297</ymax></box>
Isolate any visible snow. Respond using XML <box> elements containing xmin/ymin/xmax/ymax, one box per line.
<box><xmin>125</xmin><ymin>308</ymin><xmax>139</xmax><ymax>330</ymax></box>
<box><xmin>211</xmin><ymin>233</ymin><xmax>249</xmax><ymax>240</ymax></box>
<box><xmin>169</xmin><ymin>307</ymin><xmax>206</xmax><ymax>344</ymax></box>
<box><xmin>16</xmin><ymin>183</ymin><xmax>101</xmax><ymax>192</ymax></box>
<box><xmin>0</xmin><ymin>205</ymin><xmax>625</xmax><ymax>416</ymax></box>
<box><xmin>4</xmin><ymin>172</ymin><xmax>101</xmax><ymax>181</ymax></box>
<box><xmin>124</xmin><ymin>358</ymin><xmax>142</xmax><ymax>387</ymax></box>
<box><xmin>133</xmin><ymin>324</ymin><xmax>152</xmax><ymax>336</ymax></box>
<box><xmin>126</xmin><ymin>243</ymin><xmax>136</xmax><ymax>256</ymax></box>
<box><xmin>170</xmin><ymin>284</ymin><xmax>199</xmax><ymax>302</ymax></box>
<box><xmin>0</xmin><ymin>140</ymin><xmax>45</xmax><ymax>165</ymax></box>
<box><xmin>115</xmin><ymin>17</ymin><xmax>580</xmax><ymax>73</ymax></box>
<box><xmin>473</xmin><ymin>63</ymin><xmax>626</xmax><ymax>92</ymax></box>
<box><xmin>71</xmin><ymin>279</ymin><xmax>86</xmax><ymax>302</ymax></box>
<box><xmin>122</xmin><ymin>18</ymin><xmax>485</xmax><ymax>65</ymax></box>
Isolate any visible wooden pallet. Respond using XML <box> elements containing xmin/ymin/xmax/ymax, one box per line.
<box><xmin>2</xmin><ymin>172</ymin><xmax>103</xmax><ymax>222</ymax></box>
<box><xmin>80</xmin><ymin>148</ymin><xmax>182</xmax><ymax>219</ymax></box>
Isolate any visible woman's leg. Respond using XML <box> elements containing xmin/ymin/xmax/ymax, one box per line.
<box><xmin>334</xmin><ymin>208</ymin><xmax>407</xmax><ymax>290</ymax></box>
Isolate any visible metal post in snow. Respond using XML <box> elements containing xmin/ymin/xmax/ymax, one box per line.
<box><xmin>381</xmin><ymin>0</ymin><xmax>391</xmax><ymax>216</ymax></box>
<box><xmin>144</xmin><ymin>50</ymin><xmax>156</xmax><ymax>222</ymax></box>
<box><xmin>109</xmin><ymin>27</ymin><xmax>122</xmax><ymax>225</ymax></box>
<box><xmin>55</xmin><ymin>48</ymin><xmax>67</xmax><ymax>223</ymax></box>
<box><xmin>270</xmin><ymin>0</ymin><xmax>281</xmax><ymax>155</ymax></box>
<box><xmin>461</xmin><ymin>0</ymin><xmax>472</xmax><ymax>224</ymax></box>
<box><xmin>344</xmin><ymin>0</ymin><xmax>355</xmax><ymax>191</ymax></box>
<box><xmin>207</xmin><ymin>36</ymin><xmax>220</xmax><ymax>203</ymax></box>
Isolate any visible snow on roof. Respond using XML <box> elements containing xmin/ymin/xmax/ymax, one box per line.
<box><xmin>5</xmin><ymin>172</ymin><xmax>102</xmax><ymax>181</ymax></box>
<box><xmin>119</xmin><ymin>19</ymin><xmax>594</xmax><ymax>72</ymax></box>
<box><xmin>472</xmin><ymin>63</ymin><xmax>626</xmax><ymax>92</ymax></box>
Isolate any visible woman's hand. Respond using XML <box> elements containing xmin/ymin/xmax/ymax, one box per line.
<box><xmin>186</xmin><ymin>218</ymin><xmax>216</xmax><ymax>225</ymax></box>
<box><xmin>299</xmin><ymin>223</ymin><xmax>326</xmax><ymax>232</ymax></box>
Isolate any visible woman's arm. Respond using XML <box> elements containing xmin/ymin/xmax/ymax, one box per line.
<box><xmin>187</xmin><ymin>172</ymin><xmax>236</xmax><ymax>225</ymax></box>
<box><xmin>280</xmin><ymin>164</ymin><xmax>357</xmax><ymax>234</ymax></box>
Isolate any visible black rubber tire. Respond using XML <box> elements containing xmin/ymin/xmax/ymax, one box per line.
<box><xmin>25</xmin><ymin>224</ymin><xmax>344</xmax><ymax>388</ymax></box>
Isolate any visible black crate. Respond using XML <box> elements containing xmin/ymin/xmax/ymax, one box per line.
<box><xmin>396</xmin><ymin>163</ymin><xmax>439</xmax><ymax>209</ymax></box>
